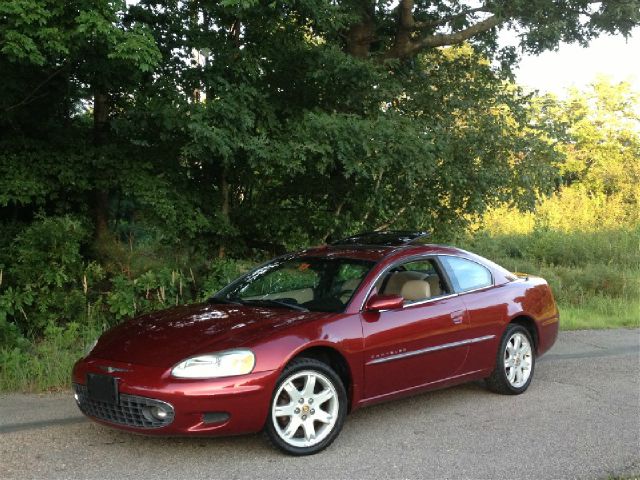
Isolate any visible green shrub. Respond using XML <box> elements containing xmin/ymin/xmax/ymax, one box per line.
<box><xmin>0</xmin><ymin>215</ymin><xmax>92</xmax><ymax>337</ymax></box>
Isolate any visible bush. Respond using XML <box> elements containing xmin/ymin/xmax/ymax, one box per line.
<box><xmin>0</xmin><ymin>215</ymin><xmax>92</xmax><ymax>338</ymax></box>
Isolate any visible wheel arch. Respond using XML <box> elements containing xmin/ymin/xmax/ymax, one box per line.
<box><xmin>509</xmin><ymin>315</ymin><xmax>540</xmax><ymax>353</ymax></box>
<box><xmin>287</xmin><ymin>344</ymin><xmax>354</xmax><ymax>411</ymax></box>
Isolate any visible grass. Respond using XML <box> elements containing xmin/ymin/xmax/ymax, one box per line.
<box><xmin>0</xmin><ymin>321</ymin><xmax>101</xmax><ymax>392</ymax></box>
<box><xmin>558</xmin><ymin>298</ymin><xmax>640</xmax><ymax>330</ymax></box>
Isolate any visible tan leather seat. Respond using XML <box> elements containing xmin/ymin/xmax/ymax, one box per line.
<box><xmin>381</xmin><ymin>271</ymin><xmax>425</xmax><ymax>296</ymax></box>
<box><xmin>425</xmin><ymin>274</ymin><xmax>442</xmax><ymax>296</ymax></box>
<box><xmin>400</xmin><ymin>280</ymin><xmax>431</xmax><ymax>301</ymax></box>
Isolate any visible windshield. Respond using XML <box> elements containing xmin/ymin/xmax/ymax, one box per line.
<box><xmin>213</xmin><ymin>257</ymin><xmax>375</xmax><ymax>313</ymax></box>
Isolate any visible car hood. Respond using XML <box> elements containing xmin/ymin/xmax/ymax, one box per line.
<box><xmin>90</xmin><ymin>302</ymin><xmax>329</xmax><ymax>368</ymax></box>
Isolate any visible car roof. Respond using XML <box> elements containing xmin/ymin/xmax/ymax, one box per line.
<box><xmin>298</xmin><ymin>243</ymin><xmax>467</xmax><ymax>263</ymax></box>
<box><xmin>290</xmin><ymin>231</ymin><xmax>475</xmax><ymax>263</ymax></box>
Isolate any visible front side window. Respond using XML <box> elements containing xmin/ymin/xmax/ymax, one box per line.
<box><xmin>375</xmin><ymin>257</ymin><xmax>449</xmax><ymax>303</ymax></box>
<box><xmin>440</xmin><ymin>256</ymin><xmax>492</xmax><ymax>292</ymax></box>
<box><xmin>214</xmin><ymin>257</ymin><xmax>374</xmax><ymax>313</ymax></box>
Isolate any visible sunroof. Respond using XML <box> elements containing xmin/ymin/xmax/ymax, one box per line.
<box><xmin>330</xmin><ymin>231</ymin><xmax>430</xmax><ymax>247</ymax></box>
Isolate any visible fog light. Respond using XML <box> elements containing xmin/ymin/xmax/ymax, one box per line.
<box><xmin>150</xmin><ymin>406</ymin><xmax>168</xmax><ymax>420</ymax></box>
<box><xmin>74</xmin><ymin>393</ymin><xmax>80</xmax><ymax>403</ymax></box>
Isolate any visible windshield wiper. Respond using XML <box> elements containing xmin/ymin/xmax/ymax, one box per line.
<box><xmin>242</xmin><ymin>299</ymin><xmax>309</xmax><ymax>312</ymax></box>
<box><xmin>208</xmin><ymin>296</ymin><xmax>245</xmax><ymax>306</ymax></box>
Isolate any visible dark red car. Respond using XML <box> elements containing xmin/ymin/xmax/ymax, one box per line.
<box><xmin>73</xmin><ymin>231</ymin><xmax>559</xmax><ymax>455</ymax></box>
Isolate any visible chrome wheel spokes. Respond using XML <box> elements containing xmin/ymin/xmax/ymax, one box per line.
<box><xmin>272</xmin><ymin>370</ymin><xmax>339</xmax><ymax>448</ymax></box>
<box><xmin>504</xmin><ymin>332</ymin><xmax>533</xmax><ymax>388</ymax></box>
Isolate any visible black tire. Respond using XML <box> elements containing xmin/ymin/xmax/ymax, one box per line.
<box><xmin>486</xmin><ymin>323</ymin><xmax>536</xmax><ymax>395</ymax></box>
<box><xmin>264</xmin><ymin>357</ymin><xmax>347</xmax><ymax>455</ymax></box>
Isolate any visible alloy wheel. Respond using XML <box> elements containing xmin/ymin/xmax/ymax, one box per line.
<box><xmin>504</xmin><ymin>332</ymin><xmax>533</xmax><ymax>388</ymax></box>
<box><xmin>271</xmin><ymin>370</ymin><xmax>339</xmax><ymax>448</ymax></box>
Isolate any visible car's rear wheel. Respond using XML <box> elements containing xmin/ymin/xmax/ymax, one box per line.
<box><xmin>265</xmin><ymin>358</ymin><xmax>347</xmax><ymax>455</ymax></box>
<box><xmin>486</xmin><ymin>324</ymin><xmax>535</xmax><ymax>394</ymax></box>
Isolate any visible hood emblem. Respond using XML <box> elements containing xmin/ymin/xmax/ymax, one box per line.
<box><xmin>100</xmin><ymin>366</ymin><xmax>130</xmax><ymax>374</ymax></box>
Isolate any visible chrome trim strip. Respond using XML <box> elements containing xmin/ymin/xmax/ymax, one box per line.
<box><xmin>404</xmin><ymin>292</ymin><xmax>459</xmax><ymax>308</ymax></box>
<box><xmin>455</xmin><ymin>284</ymin><xmax>494</xmax><ymax>296</ymax></box>
<box><xmin>366</xmin><ymin>334</ymin><xmax>496</xmax><ymax>365</ymax></box>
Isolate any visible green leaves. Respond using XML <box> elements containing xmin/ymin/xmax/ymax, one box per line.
<box><xmin>108</xmin><ymin>25</ymin><xmax>161</xmax><ymax>72</ymax></box>
<box><xmin>219</xmin><ymin>0</ymin><xmax>260</xmax><ymax>9</ymax></box>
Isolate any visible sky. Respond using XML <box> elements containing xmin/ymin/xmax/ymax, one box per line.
<box><xmin>508</xmin><ymin>28</ymin><xmax>640</xmax><ymax>96</ymax></box>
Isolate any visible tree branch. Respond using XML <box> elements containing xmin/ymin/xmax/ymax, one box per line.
<box><xmin>409</xmin><ymin>14</ymin><xmax>502</xmax><ymax>53</ymax></box>
<box><xmin>4</xmin><ymin>65</ymin><xmax>66</xmax><ymax>112</ymax></box>
<box><xmin>388</xmin><ymin>0</ymin><xmax>416</xmax><ymax>57</ymax></box>
<box><xmin>398</xmin><ymin>0</ymin><xmax>415</xmax><ymax>29</ymax></box>
<box><xmin>413</xmin><ymin>6</ymin><xmax>489</xmax><ymax>30</ymax></box>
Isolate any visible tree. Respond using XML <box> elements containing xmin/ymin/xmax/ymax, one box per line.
<box><xmin>338</xmin><ymin>0</ymin><xmax>640</xmax><ymax>60</ymax></box>
<box><xmin>2</xmin><ymin>0</ymin><xmax>639</xmax><ymax>256</ymax></box>
<box><xmin>1</xmin><ymin>0</ymin><xmax>161</xmax><ymax>240</ymax></box>
<box><xmin>538</xmin><ymin>77</ymin><xmax>640</xmax><ymax>226</ymax></box>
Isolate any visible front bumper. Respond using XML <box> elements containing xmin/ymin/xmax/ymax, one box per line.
<box><xmin>72</xmin><ymin>356</ymin><xmax>279</xmax><ymax>436</ymax></box>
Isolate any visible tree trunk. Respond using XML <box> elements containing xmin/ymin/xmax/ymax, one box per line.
<box><xmin>92</xmin><ymin>90</ymin><xmax>110</xmax><ymax>240</ymax></box>
<box><xmin>345</xmin><ymin>20</ymin><xmax>375</xmax><ymax>58</ymax></box>
<box><xmin>218</xmin><ymin>170</ymin><xmax>230</xmax><ymax>258</ymax></box>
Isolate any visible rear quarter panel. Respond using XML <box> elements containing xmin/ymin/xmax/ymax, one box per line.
<box><xmin>460</xmin><ymin>275</ymin><xmax>559</xmax><ymax>374</ymax></box>
<box><xmin>501</xmin><ymin>276</ymin><xmax>559</xmax><ymax>355</ymax></box>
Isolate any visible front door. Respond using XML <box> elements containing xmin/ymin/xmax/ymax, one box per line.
<box><xmin>360</xmin><ymin>257</ymin><xmax>470</xmax><ymax>400</ymax></box>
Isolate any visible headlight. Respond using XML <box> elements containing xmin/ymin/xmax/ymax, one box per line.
<box><xmin>171</xmin><ymin>349</ymin><xmax>255</xmax><ymax>379</ymax></box>
<box><xmin>85</xmin><ymin>339</ymin><xmax>98</xmax><ymax>357</ymax></box>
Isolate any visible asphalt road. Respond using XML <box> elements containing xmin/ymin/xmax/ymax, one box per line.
<box><xmin>1</xmin><ymin>329</ymin><xmax>639</xmax><ymax>479</ymax></box>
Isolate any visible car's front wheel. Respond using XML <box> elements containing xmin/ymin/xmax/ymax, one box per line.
<box><xmin>265</xmin><ymin>358</ymin><xmax>347</xmax><ymax>455</ymax></box>
<box><xmin>486</xmin><ymin>324</ymin><xmax>535</xmax><ymax>394</ymax></box>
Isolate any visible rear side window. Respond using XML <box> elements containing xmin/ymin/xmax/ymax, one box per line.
<box><xmin>440</xmin><ymin>256</ymin><xmax>492</xmax><ymax>292</ymax></box>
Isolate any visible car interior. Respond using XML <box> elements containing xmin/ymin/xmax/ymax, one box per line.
<box><xmin>375</xmin><ymin>259</ymin><xmax>449</xmax><ymax>303</ymax></box>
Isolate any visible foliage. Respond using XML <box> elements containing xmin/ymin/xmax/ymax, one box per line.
<box><xmin>0</xmin><ymin>321</ymin><xmax>103</xmax><ymax>392</ymax></box>
<box><xmin>5</xmin><ymin>0</ymin><xmax>632</xmax><ymax>256</ymax></box>
<box><xmin>0</xmin><ymin>216</ymin><xmax>91</xmax><ymax>337</ymax></box>
<box><xmin>480</xmin><ymin>78</ymin><xmax>640</xmax><ymax>234</ymax></box>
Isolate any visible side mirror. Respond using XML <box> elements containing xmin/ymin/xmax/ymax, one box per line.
<box><xmin>365</xmin><ymin>294</ymin><xmax>404</xmax><ymax>312</ymax></box>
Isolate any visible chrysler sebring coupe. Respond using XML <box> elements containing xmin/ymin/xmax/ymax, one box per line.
<box><xmin>73</xmin><ymin>231</ymin><xmax>559</xmax><ymax>455</ymax></box>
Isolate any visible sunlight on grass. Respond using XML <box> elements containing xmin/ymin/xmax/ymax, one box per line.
<box><xmin>559</xmin><ymin>300</ymin><xmax>640</xmax><ymax>331</ymax></box>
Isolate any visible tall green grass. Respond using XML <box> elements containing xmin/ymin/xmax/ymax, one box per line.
<box><xmin>0</xmin><ymin>321</ymin><xmax>103</xmax><ymax>391</ymax></box>
<box><xmin>460</xmin><ymin>228</ymin><xmax>640</xmax><ymax>330</ymax></box>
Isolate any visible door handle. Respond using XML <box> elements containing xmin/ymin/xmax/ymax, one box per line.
<box><xmin>451</xmin><ymin>310</ymin><xmax>465</xmax><ymax>325</ymax></box>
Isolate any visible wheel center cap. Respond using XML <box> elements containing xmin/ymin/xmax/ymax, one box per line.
<box><xmin>302</xmin><ymin>405</ymin><xmax>310</xmax><ymax>414</ymax></box>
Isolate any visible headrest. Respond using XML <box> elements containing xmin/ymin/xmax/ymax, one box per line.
<box><xmin>400</xmin><ymin>280</ymin><xmax>431</xmax><ymax>301</ymax></box>
<box><xmin>383</xmin><ymin>271</ymin><xmax>425</xmax><ymax>295</ymax></box>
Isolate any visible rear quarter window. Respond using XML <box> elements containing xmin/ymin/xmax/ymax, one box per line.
<box><xmin>440</xmin><ymin>256</ymin><xmax>493</xmax><ymax>292</ymax></box>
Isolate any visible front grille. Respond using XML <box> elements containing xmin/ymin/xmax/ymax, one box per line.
<box><xmin>73</xmin><ymin>383</ymin><xmax>174</xmax><ymax>429</ymax></box>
